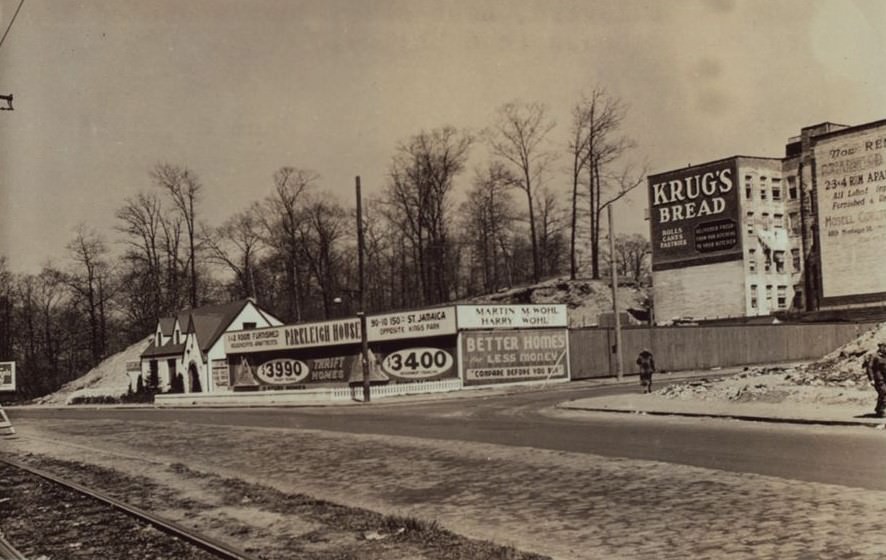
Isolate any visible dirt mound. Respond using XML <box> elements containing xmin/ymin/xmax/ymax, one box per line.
<box><xmin>657</xmin><ymin>323</ymin><xmax>886</xmax><ymax>406</ymax></box>
<box><xmin>791</xmin><ymin>322</ymin><xmax>886</xmax><ymax>386</ymax></box>
<box><xmin>34</xmin><ymin>337</ymin><xmax>151</xmax><ymax>405</ymax></box>
<box><xmin>466</xmin><ymin>277</ymin><xmax>646</xmax><ymax>328</ymax></box>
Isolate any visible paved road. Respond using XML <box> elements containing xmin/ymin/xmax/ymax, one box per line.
<box><xmin>6</xmin><ymin>381</ymin><xmax>886</xmax><ymax>559</ymax></box>
<box><xmin>10</xmin><ymin>379</ymin><xmax>886</xmax><ymax>490</ymax></box>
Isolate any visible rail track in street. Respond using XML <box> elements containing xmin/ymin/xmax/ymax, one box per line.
<box><xmin>0</xmin><ymin>457</ymin><xmax>260</xmax><ymax>560</ymax></box>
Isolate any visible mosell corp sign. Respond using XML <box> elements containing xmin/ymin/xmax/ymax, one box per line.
<box><xmin>648</xmin><ymin>159</ymin><xmax>742</xmax><ymax>271</ymax></box>
<box><xmin>814</xmin><ymin>124</ymin><xmax>886</xmax><ymax>302</ymax></box>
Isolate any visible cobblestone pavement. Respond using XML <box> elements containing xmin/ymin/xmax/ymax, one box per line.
<box><xmin>5</xmin><ymin>417</ymin><xmax>886</xmax><ymax>560</ymax></box>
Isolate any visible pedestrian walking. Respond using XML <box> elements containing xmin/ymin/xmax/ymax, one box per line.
<box><xmin>865</xmin><ymin>342</ymin><xmax>886</xmax><ymax>418</ymax></box>
<box><xmin>637</xmin><ymin>349</ymin><xmax>655</xmax><ymax>394</ymax></box>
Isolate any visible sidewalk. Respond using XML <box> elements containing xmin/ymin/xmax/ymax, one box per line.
<box><xmin>560</xmin><ymin>372</ymin><xmax>886</xmax><ymax>427</ymax></box>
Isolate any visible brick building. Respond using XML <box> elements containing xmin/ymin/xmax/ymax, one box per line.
<box><xmin>648</xmin><ymin>118</ymin><xmax>886</xmax><ymax>322</ymax></box>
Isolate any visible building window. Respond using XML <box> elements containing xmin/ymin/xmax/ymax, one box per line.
<box><xmin>745</xmin><ymin>175</ymin><xmax>753</xmax><ymax>199</ymax></box>
<box><xmin>760</xmin><ymin>177</ymin><xmax>768</xmax><ymax>200</ymax></box>
<box><xmin>789</xmin><ymin>212</ymin><xmax>800</xmax><ymax>234</ymax></box>
<box><xmin>773</xmin><ymin>213</ymin><xmax>784</xmax><ymax>229</ymax></box>
<box><xmin>747</xmin><ymin>220</ymin><xmax>754</xmax><ymax>235</ymax></box>
<box><xmin>791</xmin><ymin>249</ymin><xmax>801</xmax><ymax>272</ymax></box>
<box><xmin>787</xmin><ymin>176</ymin><xmax>798</xmax><ymax>200</ymax></box>
<box><xmin>793</xmin><ymin>285</ymin><xmax>804</xmax><ymax>308</ymax></box>
<box><xmin>772</xmin><ymin>178</ymin><xmax>782</xmax><ymax>200</ymax></box>
<box><xmin>774</xmin><ymin>250</ymin><xmax>785</xmax><ymax>273</ymax></box>
<box><xmin>749</xmin><ymin>249</ymin><xmax>757</xmax><ymax>273</ymax></box>
<box><xmin>764</xmin><ymin>251</ymin><xmax>772</xmax><ymax>272</ymax></box>
<box><xmin>761</xmin><ymin>212</ymin><xmax>770</xmax><ymax>230</ymax></box>
<box><xmin>750</xmin><ymin>285</ymin><xmax>758</xmax><ymax>309</ymax></box>
<box><xmin>766</xmin><ymin>285</ymin><xmax>773</xmax><ymax>308</ymax></box>
<box><xmin>777</xmin><ymin>286</ymin><xmax>787</xmax><ymax>309</ymax></box>
<box><xmin>243</xmin><ymin>322</ymin><xmax>257</xmax><ymax>330</ymax></box>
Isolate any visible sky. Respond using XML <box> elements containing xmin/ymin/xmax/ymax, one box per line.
<box><xmin>1</xmin><ymin>0</ymin><xmax>886</xmax><ymax>273</ymax></box>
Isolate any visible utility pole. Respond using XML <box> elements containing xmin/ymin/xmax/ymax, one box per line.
<box><xmin>356</xmin><ymin>176</ymin><xmax>371</xmax><ymax>403</ymax></box>
<box><xmin>608</xmin><ymin>204</ymin><xmax>623</xmax><ymax>380</ymax></box>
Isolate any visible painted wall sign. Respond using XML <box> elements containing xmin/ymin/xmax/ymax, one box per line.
<box><xmin>379</xmin><ymin>347</ymin><xmax>455</xmax><ymax>380</ymax></box>
<box><xmin>0</xmin><ymin>362</ymin><xmax>14</xmax><ymax>391</ymax></box>
<box><xmin>211</xmin><ymin>359</ymin><xmax>230</xmax><ymax>388</ymax></box>
<box><xmin>367</xmin><ymin>307</ymin><xmax>457</xmax><ymax>341</ymax></box>
<box><xmin>461</xmin><ymin>330</ymin><xmax>569</xmax><ymax>385</ymax></box>
<box><xmin>814</xmin><ymin>124</ymin><xmax>886</xmax><ymax>300</ymax></box>
<box><xmin>225</xmin><ymin>318</ymin><xmax>362</xmax><ymax>354</ymax></box>
<box><xmin>456</xmin><ymin>305</ymin><xmax>567</xmax><ymax>330</ymax></box>
<box><xmin>648</xmin><ymin>159</ymin><xmax>742</xmax><ymax>270</ymax></box>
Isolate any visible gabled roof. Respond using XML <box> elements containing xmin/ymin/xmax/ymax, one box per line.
<box><xmin>181</xmin><ymin>299</ymin><xmax>254</xmax><ymax>354</ymax></box>
<box><xmin>157</xmin><ymin>317</ymin><xmax>177</xmax><ymax>336</ymax></box>
<box><xmin>141</xmin><ymin>341</ymin><xmax>186</xmax><ymax>358</ymax></box>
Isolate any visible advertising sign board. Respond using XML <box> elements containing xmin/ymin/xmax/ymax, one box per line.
<box><xmin>456</xmin><ymin>305</ymin><xmax>567</xmax><ymax>330</ymax></box>
<box><xmin>211</xmin><ymin>359</ymin><xmax>230</xmax><ymax>388</ymax></box>
<box><xmin>0</xmin><ymin>362</ymin><xmax>14</xmax><ymax>391</ymax></box>
<box><xmin>125</xmin><ymin>360</ymin><xmax>141</xmax><ymax>373</ymax></box>
<box><xmin>231</xmin><ymin>352</ymin><xmax>389</xmax><ymax>387</ymax></box>
<box><xmin>225</xmin><ymin>318</ymin><xmax>362</xmax><ymax>354</ymax></box>
<box><xmin>648</xmin><ymin>158</ymin><xmax>742</xmax><ymax>271</ymax></box>
<box><xmin>814</xmin><ymin>124</ymin><xmax>886</xmax><ymax>301</ymax></box>
<box><xmin>367</xmin><ymin>306</ymin><xmax>457</xmax><ymax>341</ymax></box>
<box><xmin>376</xmin><ymin>343</ymin><xmax>458</xmax><ymax>381</ymax></box>
<box><xmin>461</xmin><ymin>329</ymin><xmax>569</xmax><ymax>385</ymax></box>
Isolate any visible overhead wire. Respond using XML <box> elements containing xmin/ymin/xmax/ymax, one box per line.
<box><xmin>0</xmin><ymin>0</ymin><xmax>25</xmax><ymax>51</ymax></box>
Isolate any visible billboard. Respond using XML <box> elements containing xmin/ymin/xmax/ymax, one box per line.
<box><xmin>456</xmin><ymin>305</ymin><xmax>567</xmax><ymax>330</ymax></box>
<box><xmin>648</xmin><ymin>159</ymin><xmax>742</xmax><ymax>271</ymax></box>
<box><xmin>225</xmin><ymin>318</ymin><xmax>362</xmax><ymax>354</ymax></box>
<box><xmin>814</xmin><ymin>124</ymin><xmax>886</xmax><ymax>302</ymax></box>
<box><xmin>461</xmin><ymin>329</ymin><xmax>569</xmax><ymax>386</ymax></box>
<box><xmin>367</xmin><ymin>307</ymin><xmax>457</xmax><ymax>341</ymax></box>
<box><xmin>231</xmin><ymin>352</ymin><xmax>389</xmax><ymax>387</ymax></box>
<box><xmin>377</xmin><ymin>344</ymin><xmax>457</xmax><ymax>381</ymax></box>
<box><xmin>0</xmin><ymin>362</ymin><xmax>14</xmax><ymax>391</ymax></box>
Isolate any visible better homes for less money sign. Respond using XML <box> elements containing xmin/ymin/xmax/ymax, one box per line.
<box><xmin>461</xmin><ymin>329</ymin><xmax>569</xmax><ymax>385</ymax></box>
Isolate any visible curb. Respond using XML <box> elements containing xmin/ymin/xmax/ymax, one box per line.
<box><xmin>556</xmin><ymin>404</ymin><xmax>886</xmax><ymax>428</ymax></box>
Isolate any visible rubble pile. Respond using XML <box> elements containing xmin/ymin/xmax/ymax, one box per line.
<box><xmin>789</xmin><ymin>322</ymin><xmax>886</xmax><ymax>386</ymax></box>
<box><xmin>656</xmin><ymin>323</ymin><xmax>886</xmax><ymax>406</ymax></box>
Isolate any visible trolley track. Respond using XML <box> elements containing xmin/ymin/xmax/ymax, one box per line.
<box><xmin>0</xmin><ymin>457</ymin><xmax>260</xmax><ymax>560</ymax></box>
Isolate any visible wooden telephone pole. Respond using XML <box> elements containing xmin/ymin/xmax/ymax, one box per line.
<box><xmin>356</xmin><ymin>176</ymin><xmax>371</xmax><ymax>403</ymax></box>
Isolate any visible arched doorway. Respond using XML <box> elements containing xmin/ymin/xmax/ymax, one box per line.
<box><xmin>188</xmin><ymin>362</ymin><xmax>202</xmax><ymax>393</ymax></box>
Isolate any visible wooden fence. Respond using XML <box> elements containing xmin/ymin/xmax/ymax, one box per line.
<box><xmin>569</xmin><ymin>322</ymin><xmax>879</xmax><ymax>379</ymax></box>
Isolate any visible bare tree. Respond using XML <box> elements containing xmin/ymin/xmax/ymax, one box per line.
<box><xmin>574</xmin><ymin>89</ymin><xmax>645</xmax><ymax>279</ymax></box>
<box><xmin>66</xmin><ymin>225</ymin><xmax>114</xmax><ymax>363</ymax></box>
<box><xmin>115</xmin><ymin>192</ymin><xmax>164</xmax><ymax>326</ymax></box>
<box><xmin>614</xmin><ymin>233</ymin><xmax>651</xmax><ymax>285</ymax></box>
<box><xmin>460</xmin><ymin>162</ymin><xmax>517</xmax><ymax>294</ymax></box>
<box><xmin>536</xmin><ymin>186</ymin><xmax>568</xmax><ymax>278</ymax></box>
<box><xmin>205</xmin><ymin>202</ymin><xmax>266</xmax><ymax>300</ymax></box>
<box><xmin>297</xmin><ymin>197</ymin><xmax>347</xmax><ymax>318</ymax></box>
<box><xmin>151</xmin><ymin>163</ymin><xmax>202</xmax><ymax>307</ymax></box>
<box><xmin>489</xmin><ymin>101</ymin><xmax>556</xmax><ymax>283</ymax></box>
<box><xmin>384</xmin><ymin>127</ymin><xmax>472</xmax><ymax>304</ymax></box>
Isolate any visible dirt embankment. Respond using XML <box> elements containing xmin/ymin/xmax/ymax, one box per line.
<box><xmin>658</xmin><ymin>322</ymin><xmax>886</xmax><ymax>406</ymax></box>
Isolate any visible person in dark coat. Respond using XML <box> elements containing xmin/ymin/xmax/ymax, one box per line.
<box><xmin>637</xmin><ymin>349</ymin><xmax>655</xmax><ymax>394</ymax></box>
<box><xmin>865</xmin><ymin>343</ymin><xmax>886</xmax><ymax>418</ymax></box>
